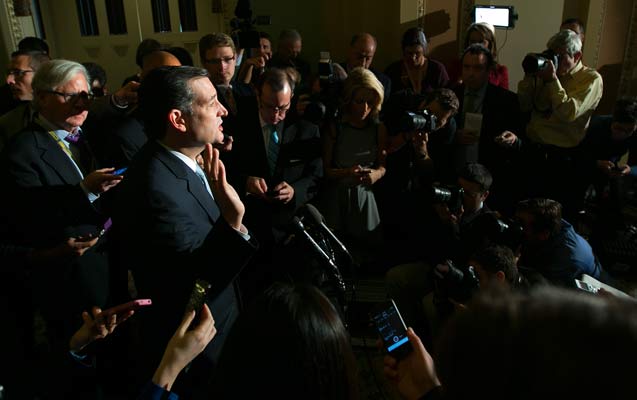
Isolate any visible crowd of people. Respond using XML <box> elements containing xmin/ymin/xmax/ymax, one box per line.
<box><xmin>1</xmin><ymin>16</ymin><xmax>636</xmax><ymax>400</ymax></box>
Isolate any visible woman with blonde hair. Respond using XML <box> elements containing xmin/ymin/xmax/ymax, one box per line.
<box><xmin>320</xmin><ymin>67</ymin><xmax>387</xmax><ymax>257</ymax></box>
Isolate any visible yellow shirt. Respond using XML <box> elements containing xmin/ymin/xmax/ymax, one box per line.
<box><xmin>518</xmin><ymin>61</ymin><xmax>603</xmax><ymax>148</ymax></box>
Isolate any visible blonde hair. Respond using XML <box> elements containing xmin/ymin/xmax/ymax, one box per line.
<box><xmin>340</xmin><ymin>67</ymin><xmax>384</xmax><ymax>119</ymax></box>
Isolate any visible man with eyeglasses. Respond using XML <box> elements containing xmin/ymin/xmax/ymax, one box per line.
<box><xmin>506</xmin><ymin>29</ymin><xmax>603</xmax><ymax>219</ymax></box>
<box><xmin>199</xmin><ymin>33</ymin><xmax>254</xmax><ymax>156</ymax></box>
<box><xmin>231</xmin><ymin>67</ymin><xmax>322</xmax><ymax>300</ymax></box>
<box><xmin>1</xmin><ymin>60</ymin><xmax>123</xmax><ymax>397</ymax></box>
<box><xmin>0</xmin><ymin>50</ymin><xmax>50</xmax><ymax>151</ymax></box>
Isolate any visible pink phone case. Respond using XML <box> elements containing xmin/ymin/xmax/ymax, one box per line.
<box><xmin>101</xmin><ymin>299</ymin><xmax>152</xmax><ymax>317</ymax></box>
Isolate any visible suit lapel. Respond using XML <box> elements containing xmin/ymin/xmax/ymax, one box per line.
<box><xmin>34</xmin><ymin>126</ymin><xmax>84</xmax><ymax>184</ymax></box>
<box><xmin>153</xmin><ymin>142</ymin><xmax>220</xmax><ymax>222</ymax></box>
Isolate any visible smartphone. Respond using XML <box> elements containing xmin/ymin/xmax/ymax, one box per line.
<box><xmin>266</xmin><ymin>189</ymin><xmax>280</xmax><ymax>197</ymax></box>
<box><xmin>370</xmin><ymin>299</ymin><xmax>413</xmax><ymax>359</ymax></box>
<box><xmin>98</xmin><ymin>218</ymin><xmax>112</xmax><ymax>238</ymax></box>
<box><xmin>185</xmin><ymin>279</ymin><xmax>212</xmax><ymax>327</ymax></box>
<box><xmin>575</xmin><ymin>279</ymin><xmax>599</xmax><ymax>294</ymax></box>
<box><xmin>113</xmin><ymin>167</ymin><xmax>128</xmax><ymax>175</ymax></box>
<box><xmin>358</xmin><ymin>169</ymin><xmax>372</xmax><ymax>175</ymax></box>
<box><xmin>100</xmin><ymin>299</ymin><xmax>152</xmax><ymax>319</ymax></box>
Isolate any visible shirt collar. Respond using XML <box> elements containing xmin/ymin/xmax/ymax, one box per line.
<box><xmin>36</xmin><ymin>114</ymin><xmax>78</xmax><ymax>142</ymax></box>
<box><xmin>564</xmin><ymin>60</ymin><xmax>584</xmax><ymax>77</ymax></box>
<box><xmin>157</xmin><ymin>140</ymin><xmax>199</xmax><ymax>173</ymax></box>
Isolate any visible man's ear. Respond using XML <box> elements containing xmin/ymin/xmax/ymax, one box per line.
<box><xmin>495</xmin><ymin>270</ymin><xmax>506</xmax><ymax>283</ymax></box>
<box><xmin>168</xmin><ymin>109</ymin><xmax>187</xmax><ymax>132</ymax></box>
<box><xmin>573</xmin><ymin>51</ymin><xmax>583</xmax><ymax>64</ymax></box>
<box><xmin>482</xmin><ymin>190</ymin><xmax>490</xmax><ymax>201</ymax></box>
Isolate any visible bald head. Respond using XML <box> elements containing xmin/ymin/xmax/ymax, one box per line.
<box><xmin>140</xmin><ymin>50</ymin><xmax>181</xmax><ymax>80</ymax></box>
<box><xmin>348</xmin><ymin>33</ymin><xmax>377</xmax><ymax>70</ymax></box>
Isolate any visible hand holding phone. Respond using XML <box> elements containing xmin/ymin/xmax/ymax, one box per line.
<box><xmin>370</xmin><ymin>299</ymin><xmax>413</xmax><ymax>359</ymax></box>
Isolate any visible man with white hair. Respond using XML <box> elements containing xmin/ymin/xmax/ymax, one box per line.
<box><xmin>1</xmin><ymin>59</ymin><xmax>123</xmax><ymax>397</ymax></box>
<box><xmin>503</xmin><ymin>29</ymin><xmax>603</xmax><ymax>217</ymax></box>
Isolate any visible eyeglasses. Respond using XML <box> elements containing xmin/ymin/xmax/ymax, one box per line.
<box><xmin>203</xmin><ymin>56</ymin><xmax>236</xmax><ymax>65</ymax></box>
<box><xmin>261</xmin><ymin>101</ymin><xmax>290</xmax><ymax>115</ymax></box>
<box><xmin>44</xmin><ymin>90</ymin><xmax>94</xmax><ymax>103</ymax></box>
<box><xmin>6</xmin><ymin>68</ymin><xmax>34</xmax><ymax>78</ymax></box>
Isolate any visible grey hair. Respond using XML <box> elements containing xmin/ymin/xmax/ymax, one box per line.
<box><xmin>547</xmin><ymin>29</ymin><xmax>582</xmax><ymax>56</ymax></box>
<box><xmin>32</xmin><ymin>59</ymin><xmax>90</xmax><ymax>110</ymax></box>
<box><xmin>279</xmin><ymin>29</ymin><xmax>302</xmax><ymax>43</ymax></box>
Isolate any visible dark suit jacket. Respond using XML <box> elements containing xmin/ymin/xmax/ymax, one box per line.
<box><xmin>231</xmin><ymin>107</ymin><xmax>323</xmax><ymax>240</ymax></box>
<box><xmin>454</xmin><ymin>83</ymin><xmax>523</xmax><ymax>213</ymax></box>
<box><xmin>112</xmin><ymin>139</ymin><xmax>257</xmax><ymax>374</ymax></box>
<box><xmin>0</xmin><ymin>122</ymin><xmax>110</xmax><ymax>327</ymax></box>
<box><xmin>454</xmin><ymin>83</ymin><xmax>523</xmax><ymax>168</ymax></box>
<box><xmin>106</xmin><ymin>108</ymin><xmax>147</xmax><ymax>167</ymax></box>
<box><xmin>0</xmin><ymin>102</ymin><xmax>33</xmax><ymax>153</ymax></box>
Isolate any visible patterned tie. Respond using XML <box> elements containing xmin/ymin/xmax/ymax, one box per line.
<box><xmin>64</xmin><ymin>129</ymin><xmax>93</xmax><ymax>174</ymax></box>
<box><xmin>195</xmin><ymin>164</ymin><xmax>213</xmax><ymax>198</ymax></box>
<box><xmin>267</xmin><ymin>125</ymin><xmax>279</xmax><ymax>174</ymax></box>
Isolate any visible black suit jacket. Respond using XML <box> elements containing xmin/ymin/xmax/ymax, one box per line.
<box><xmin>231</xmin><ymin>107</ymin><xmax>323</xmax><ymax>240</ymax></box>
<box><xmin>112</xmin><ymin>139</ymin><xmax>257</xmax><ymax>373</ymax></box>
<box><xmin>106</xmin><ymin>108</ymin><xmax>147</xmax><ymax>167</ymax></box>
<box><xmin>454</xmin><ymin>83</ymin><xmax>523</xmax><ymax>169</ymax></box>
<box><xmin>0</xmin><ymin>122</ymin><xmax>110</xmax><ymax>326</ymax></box>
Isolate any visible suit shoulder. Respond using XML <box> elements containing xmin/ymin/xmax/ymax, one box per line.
<box><xmin>287</xmin><ymin>119</ymin><xmax>320</xmax><ymax>136</ymax></box>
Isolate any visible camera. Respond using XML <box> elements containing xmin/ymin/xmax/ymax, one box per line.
<box><xmin>386</xmin><ymin>109</ymin><xmax>438</xmax><ymax>134</ymax></box>
<box><xmin>433</xmin><ymin>260</ymin><xmax>479</xmax><ymax>306</ymax></box>
<box><xmin>230</xmin><ymin>0</ymin><xmax>270</xmax><ymax>49</ymax></box>
<box><xmin>522</xmin><ymin>49</ymin><xmax>560</xmax><ymax>74</ymax></box>
<box><xmin>430</xmin><ymin>185</ymin><xmax>464</xmax><ymax>214</ymax></box>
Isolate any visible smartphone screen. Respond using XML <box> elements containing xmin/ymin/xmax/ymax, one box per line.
<box><xmin>575</xmin><ymin>279</ymin><xmax>599</xmax><ymax>293</ymax></box>
<box><xmin>370</xmin><ymin>299</ymin><xmax>412</xmax><ymax>358</ymax></box>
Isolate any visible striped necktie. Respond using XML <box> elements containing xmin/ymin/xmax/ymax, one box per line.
<box><xmin>267</xmin><ymin>124</ymin><xmax>279</xmax><ymax>174</ymax></box>
<box><xmin>195</xmin><ymin>164</ymin><xmax>213</xmax><ymax>198</ymax></box>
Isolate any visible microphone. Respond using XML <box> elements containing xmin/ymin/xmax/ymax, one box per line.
<box><xmin>300</xmin><ymin>204</ymin><xmax>353</xmax><ymax>265</ymax></box>
<box><xmin>291</xmin><ymin>216</ymin><xmax>346</xmax><ymax>294</ymax></box>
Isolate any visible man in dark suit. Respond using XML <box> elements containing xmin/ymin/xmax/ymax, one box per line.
<box><xmin>1</xmin><ymin>59</ymin><xmax>123</xmax><ymax>398</ymax></box>
<box><xmin>105</xmin><ymin>50</ymin><xmax>182</xmax><ymax>167</ymax></box>
<box><xmin>112</xmin><ymin>66</ymin><xmax>257</xmax><ymax>391</ymax></box>
<box><xmin>0</xmin><ymin>50</ymin><xmax>50</xmax><ymax>151</ymax></box>
<box><xmin>453</xmin><ymin>44</ymin><xmax>523</xmax><ymax>214</ymax></box>
<box><xmin>230</xmin><ymin>67</ymin><xmax>322</xmax><ymax>296</ymax></box>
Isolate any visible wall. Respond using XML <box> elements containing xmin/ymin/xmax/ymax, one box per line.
<box><xmin>593</xmin><ymin>0</ymin><xmax>633</xmax><ymax>113</ymax></box>
<box><xmin>251</xmin><ymin>0</ymin><xmax>461</xmax><ymax>75</ymax></box>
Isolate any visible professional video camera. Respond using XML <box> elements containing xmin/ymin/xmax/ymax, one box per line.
<box><xmin>230</xmin><ymin>0</ymin><xmax>270</xmax><ymax>49</ymax></box>
<box><xmin>430</xmin><ymin>185</ymin><xmax>464</xmax><ymax>214</ymax></box>
<box><xmin>433</xmin><ymin>260</ymin><xmax>479</xmax><ymax>306</ymax></box>
<box><xmin>522</xmin><ymin>49</ymin><xmax>560</xmax><ymax>74</ymax></box>
<box><xmin>300</xmin><ymin>51</ymin><xmax>343</xmax><ymax>125</ymax></box>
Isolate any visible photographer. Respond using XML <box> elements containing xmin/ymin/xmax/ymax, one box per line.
<box><xmin>385</xmin><ymin>163</ymin><xmax>495</xmax><ymax>341</ymax></box>
<box><xmin>377</xmin><ymin>89</ymin><xmax>458</xmax><ymax>248</ymax></box>
<box><xmin>579</xmin><ymin>97</ymin><xmax>637</xmax><ymax>222</ymax></box>
<box><xmin>508</xmin><ymin>29</ymin><xmax>603</xmax><ymax>219</ymax></box>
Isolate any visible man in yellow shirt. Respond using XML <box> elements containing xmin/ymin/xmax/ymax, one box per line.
<box><xmin>504</xmin><ymin>29</ymin><xmax>603</xmax><ymax>218</ymax></box>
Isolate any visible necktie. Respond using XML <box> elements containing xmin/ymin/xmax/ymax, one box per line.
<box><xmin>267</xmin><ymin>125</ymin><xmax>279</xmax><ymax>174</ymax></box>
<box><xmin>195</xmin><ymin>164</ymin><xmax>213</xmax><ymax>198</ymax></box>
<box><xmin>64</xmin><ymin>129</ymin><xmax>93</xmax><ymax>175</ymax></box>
